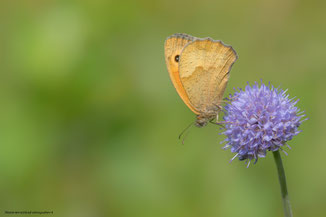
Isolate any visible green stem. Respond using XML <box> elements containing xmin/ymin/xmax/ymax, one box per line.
<box><xmin>273</xmin><ymin>150</ymin><xmax>293</xmax><ymax>217</ymax></box>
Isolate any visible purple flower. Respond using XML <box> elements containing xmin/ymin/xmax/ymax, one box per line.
<box><xmin>221</xmin><ymin>82</ymin><xmax>306</xmax><ymax>167</ymax></box>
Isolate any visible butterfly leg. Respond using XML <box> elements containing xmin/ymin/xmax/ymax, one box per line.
<box><xmin>223</xmin><ymin>95</ymin><xmax>239</xmax><ymax>102</ymax></box>
<box><xmin>209</xmin><ymin>119</ymin><xmax>227</xmax><ymax>129</ymax></box>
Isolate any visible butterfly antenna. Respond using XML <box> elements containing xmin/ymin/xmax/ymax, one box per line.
<box><xmin>178</xmin><ymin>121</ymin><xmax>195</xmax><ymax>143</ymax></box>
<box><xmin>181</xmin><ymin>128</ymin><xmax>191</xmax><ymax>145</ymax></box>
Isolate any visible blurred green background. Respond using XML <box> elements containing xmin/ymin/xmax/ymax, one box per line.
<box><xmin>0</xmin><ymin>0</ymin><xmax>325</xmax><ymax>217</ymax></box>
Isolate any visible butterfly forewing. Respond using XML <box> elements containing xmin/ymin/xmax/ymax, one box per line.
<box><xmin>164</xmin><ymin>34</ymin><xmax>199</xmax><ymax>114</ymax></box>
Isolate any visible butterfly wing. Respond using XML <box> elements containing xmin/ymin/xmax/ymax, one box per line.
<box><xmin>164</xmin><ymin>33</ymin><xmax>199</xmax><ymax>114</ymax></box>
<box><xmin>178</xmin><ymin>38</ymin><xmax>238</xmax><ymax>114</ymax></box>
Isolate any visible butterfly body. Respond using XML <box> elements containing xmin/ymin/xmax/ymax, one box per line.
<box><xmin>164</xmin><ymin>33</ymin><xmax>237</xmax><ymax>127</ymax></box>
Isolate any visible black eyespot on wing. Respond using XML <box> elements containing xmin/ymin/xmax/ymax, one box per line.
<box><xmin>174</xmin><ymin>55</ymin><xmax>180</xmax><ymax>62</ymax></box>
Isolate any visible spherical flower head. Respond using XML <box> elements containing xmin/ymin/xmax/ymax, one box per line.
<box><xmin>221</xmin><ymin>82</ymin><xmax>306</xmax><ymax>166</ymax></box>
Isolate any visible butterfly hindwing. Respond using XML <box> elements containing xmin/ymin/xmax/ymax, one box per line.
<box><xmin>178</xmin><ymin>38</ymin><xmax>238</xmax><ymax>114</ymax></box>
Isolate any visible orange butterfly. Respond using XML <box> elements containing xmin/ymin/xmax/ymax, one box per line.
<box><xmin>164</xmin><ymin>33</ymin><xmax>238</xmax><ymax>127</ymax></box>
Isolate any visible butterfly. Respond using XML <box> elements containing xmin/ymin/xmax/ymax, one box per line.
<box><xmin>164</xmin><ymin>33</ymin><xmax>238</xmax><ymax>127</ymax></box>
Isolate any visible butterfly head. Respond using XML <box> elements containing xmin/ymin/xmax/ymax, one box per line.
<box><xmin>195</xmin><ymin>105</ymin><xmax>223</xmax><ymax>127</ymax></box>
<box><xmin>195</xmin><ymin>114</ymin><xmax>215</xmax><ymax>127</ymax></box>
